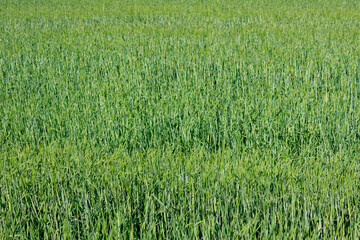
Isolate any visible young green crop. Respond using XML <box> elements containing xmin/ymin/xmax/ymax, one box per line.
<box><xmin>1</xmin><ymin>0</ymin><xmax>360</xmax><ymax>238</ymax></box>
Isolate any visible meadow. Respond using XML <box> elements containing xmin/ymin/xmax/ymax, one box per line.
<box><xmin>1</xmin><ymin>0</ymin><xmax>360</xmax><ymax>238</ymax></box>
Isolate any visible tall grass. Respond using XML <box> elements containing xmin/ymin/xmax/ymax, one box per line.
<box><xmin>1</xmin><ymin>0</ymin><xmax>360</xmax><ymax>238</ymax></box>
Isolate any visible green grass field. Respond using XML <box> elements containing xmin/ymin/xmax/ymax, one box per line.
<box><xmin>1</xmin><ymin>0</ymin><xmax>360</xmax><ymax>238</ymax></box>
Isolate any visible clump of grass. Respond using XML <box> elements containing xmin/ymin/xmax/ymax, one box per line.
<box><xmin>1</xmin><ymin>0</ymin><xmax>360</xmax><ymax>238</ymax></box>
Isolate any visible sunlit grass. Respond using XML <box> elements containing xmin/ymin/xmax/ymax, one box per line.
<box><xmin>1</xmin><ymin>0</ymin><xmax>360</xmax><ymax>238</ymax></box>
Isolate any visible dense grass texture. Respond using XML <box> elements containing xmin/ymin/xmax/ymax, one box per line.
<box><xmin>1</xmin><ymin>0</ymin><xmax>360</xmax><ymax>238</ymax></box>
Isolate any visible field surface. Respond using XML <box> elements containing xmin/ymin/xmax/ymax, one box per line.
<box><xmin>1</xmin><ymin>0</ymin><xmax>360</xmax><ymax>238</ymax></box>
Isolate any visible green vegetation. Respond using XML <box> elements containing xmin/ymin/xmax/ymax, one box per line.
<box><xmin>1</xmin><ymin>0</ymin><xmax>360</xmax><ymax>238</ymax></box>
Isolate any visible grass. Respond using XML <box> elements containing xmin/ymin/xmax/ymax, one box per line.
<box><xmin>1</xmin><ymin>0</ymin><xmax>360</xmax><ymax>238</ymax></box>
